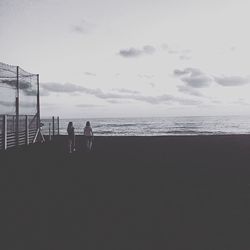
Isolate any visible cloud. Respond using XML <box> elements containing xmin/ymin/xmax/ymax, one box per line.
<box><xmin>161</xmin><ymin>43</ymin><xmax>168</xmax><ymax>50</ymax></box>
<box><xmin>107</xmin><ymin>100</ymin><xmax>124</xmax><ymax>104</ymax></box>
<box><xmin>174</xmin><ymin>68</ymin><xmax>212</xmax><ymax>88</ymax></box>
<box><xmin>112</xmin><ymin>88</ymin><xmax>140</xmax><ymax>94</ymax></box>
<box><xmin>214</xmin><ymin>76</ymin><xmax>250</xmax><ymax>87</ymax></box>
<box><xmin>0</xmin><ymin>79</ymin><xmax>37</xmax><ymax>96</ymax></box>
<box><xmin>0</xmin><ymin>100</ymin><xmax>13</xmax><ymax>107</ymax></box>
<box><xmin>71</xmin><ymin>19</ymin><xmax>94</xmax><ymax>34</ymax></box>
<box><xmin>177</xmin><ymin>85</ymin><xmax>203</xmax><ymax>97</ymax></box>
<box><xmin>76</xmin><ymin>104</ymin><xmax>103</xmax><ymax>108</ymax></box>
<box><xmin>182</xmin><ymin>75</ymin><xmax>212</xmax><ymax>88</ymax></box>
<box><xmin>1</xmin><ymin>79</ymin><xmax>31</xmax><ymax>89</ymax></box>
<box><xmin>119</xmin><ymin>45</ymin><xmax>156</xmax><ymax>58</ymax></box>
<box><xmin>162</xmin><ymin>44</ymin><xmax>191</xmax><ymax>60</ymax></box>
<box><xmin>129</xmin><ymin>94</ymin><xmax>201</xmax><ymax>105</ymax></box>
<box><xmin>0</xmin><ymin>100</ymin><xmax>34</xmax><ymax>108</ymax></box>
<box><xmin>42</xmin><ymin>82</ymin><xmax>85</xmax><ymax>93</ymax></box>
<box><xmin>85</xmin><ymin>72</ymin><xmax>96</xmax><ymax>77</ymax></box>
<box><xmin>41</xmin><ymin>82</ymin><xmax>128</xmax><ymax>98</ymax></box>
<box><xmin>41</xmin><ymin>82</ymin><xmax>200</xmax><ymax>106</ymax></box>
<box><xmin>232</xmin><ymin>98</ymin><xmax>250</xmax><ymax>106</ymax></box>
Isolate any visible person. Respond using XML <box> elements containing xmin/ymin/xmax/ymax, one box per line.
<box><xmin>67</xmin><ymin>122</ymin><xmax>75</xmax><ymax>153</ymax></box>
<box><xmin>84</xmin><ymin>121</ymin><xmax>93</xmax><ymax>151</ymax></box>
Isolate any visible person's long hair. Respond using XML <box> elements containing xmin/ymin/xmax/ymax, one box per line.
<box><xmin>67</xmin><ymin>122</ymin><xmax>73</xmax><ymax>133</ymax></box>
<box><xmin>86</xmin><ymin>121</ymin><xmax>90</xmax><ymax>127</ymax></box>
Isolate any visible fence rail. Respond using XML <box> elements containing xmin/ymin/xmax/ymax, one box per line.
<box><xmin>0</xmin><ymin>114</ymin><xmax>38</xmax><ymax>150</ymax></box>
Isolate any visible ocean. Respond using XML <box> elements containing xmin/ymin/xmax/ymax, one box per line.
<box><xmin>41</xmin><ymin>116</ymin><xmax>250</xmax><ymax>136</ymax></box>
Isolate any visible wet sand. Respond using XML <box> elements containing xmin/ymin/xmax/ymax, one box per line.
<box><xmin>1</xmin><ymin>135</ymin><xmax>250</xmax><ymax>249</ymax></box>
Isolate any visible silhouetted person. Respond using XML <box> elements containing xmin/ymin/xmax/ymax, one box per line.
<box><xmin>67</xmin><ymin>122</ymin><xmax>75</xmax><ymax>153</ymax></box>
<box><xmin>84</xmin><ymin>121</ymin><xmax>93</xmax><ymax>151</ymax></box>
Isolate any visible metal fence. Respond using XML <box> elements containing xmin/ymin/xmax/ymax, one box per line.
<box><xmin>0</xmin><ymin>115</ymin><xmax>60</xmax><ymax>150</ymax></box>
<box><xmin>41</xmin><ymin>116</ymin><xmax>60</xmax><ymax>139</ymax></box>
<box><xmin>0</xmin><ymin>62</ymin><xmax>61</xmax><ymax>150</ymax></box>
<box><xmin>0</xmin><ymin>62</ymin><xmax>40</xmax><ymax>150</ymax></box>
<box><xmin>0</xmin><ymin>114</ymin><xmax>38</xmax><ymax>150</ymax></box>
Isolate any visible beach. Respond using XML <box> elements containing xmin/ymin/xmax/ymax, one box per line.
<box><xmin>1</xmin><ymin>135</ymin><xmax>250</xmax><ymax>249</ymax></box>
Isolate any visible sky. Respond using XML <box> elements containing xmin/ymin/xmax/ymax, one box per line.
<box><xmin>1</xmin><ymin>0</ymin><xmax>250</xmax><ymax>118</ymax></box>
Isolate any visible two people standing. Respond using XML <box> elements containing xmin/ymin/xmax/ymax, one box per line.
<box><xmin>67</xmin><ymin>121</ymin><xmax>94</xmax><ymax>153</ymax></box>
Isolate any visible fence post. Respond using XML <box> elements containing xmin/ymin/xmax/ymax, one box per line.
<box><xmin>36</xmin><ymin>74</ymin><xmax>40</xmax><ymax>131</ymax></box>
<box><xmin>57</xmin><ymin>116</ymin><xmax>60</xmax><ymax>135</ymax></box>
<box><xmin>16</xmin><ymin>66</ymin><xmax>19</xmax><ymax>147</ymax></box>
<box><xmin>12</xmin><ymin>116</ymin><xmax>15</xmax><ymax>131</ymax></box>
<box><xmin>52</xmin><ymin>116</ymin><xmax>55</xmax><ymax>137</ymax></box>
<box><xmin>25</xmin><ymin>115</ymin><xmax>29</xmax><ymax>145</ymax></box>
<box><xmin>49</xmin><ymin>123</ymin><xmax>51</xmax><ymax>141</ymax></box>
<box><xmin>3</xmin><ymin>115</ymin><xmax>7</xmax><ymax>150</ymax></box>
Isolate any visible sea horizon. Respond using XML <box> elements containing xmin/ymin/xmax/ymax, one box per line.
<box><xmin>41</xmin><ymin>115</ymin><xmax>250</xmax><ymax>136</ymax></box>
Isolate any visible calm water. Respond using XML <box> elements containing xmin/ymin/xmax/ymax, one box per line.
<box><xmin>41</xmin><ymin>116</ymin><xmax>250</xmax><ymax>136</ymax></box>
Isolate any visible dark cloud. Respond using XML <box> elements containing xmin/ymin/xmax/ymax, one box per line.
<box><xmin>175</xmin><ymin>68</ymin><xmax>250</xmax><ymax>90</ymax></box>
<box><xmin>1</xmin><ymin>79</ymin><xmax>37</xmax><ymax>96</ymax></box>
<box><xmin>119</xmin><ymin>45</ymin><xmax>156</xmax><ymax>58</ymax></box>
<box><xmin>214</xmin><ymin>76</ymin><xmax>250</xmax><ymax>86</ymax></box>
<box><xmin>41</xmin><ymin>82</ymin><xmax>200</xmax><ymax>106</ymax></box>
<box><xmin>119</xmin><ymin>48</ymin><xmax>142</xmax><ymax>57</ymax></box>
<box><xmin>182</xmin><ymin>75</ymin><xmax>211</xmax><ymax>88</ymax></box>
<box><xmin>174</xmin><ymin>68</ymin><xmax>212</xmax><ymax>88</ymax></box>
<box><xmin>1</xmin><ymin>79</ymin><xmax>31</xmax><ymax>89</ymax></box>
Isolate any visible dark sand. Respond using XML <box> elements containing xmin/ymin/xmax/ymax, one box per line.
<box><xmin>1</xmin><ymin>135</ymin><xmax>250</xmax><ymax>250</ymax></box>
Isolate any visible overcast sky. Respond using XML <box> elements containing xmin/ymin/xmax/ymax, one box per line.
<box><xmin>1</xmin><ymin>0</ymin><xmax>250</xmax><ymax>118</ymax></box>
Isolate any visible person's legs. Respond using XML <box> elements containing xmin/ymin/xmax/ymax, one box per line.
<box><xmin>68</xmin><ymin>139</ymin><xmax>72</xmax><ymax>153</ymax></box>
<box><xmin>89</xmin><ymin>138</ymin><xmax>93</xmax><ymax>150</ymax></box>
<box><xmin>73</xmin><ymin>135</ymin><xmax>76</xmax><ymax>151</ymax></box>
<box><xmin>85</xmin><ymin>137</ymin><xmax>90</xmax><ymax>151</ymax></box>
